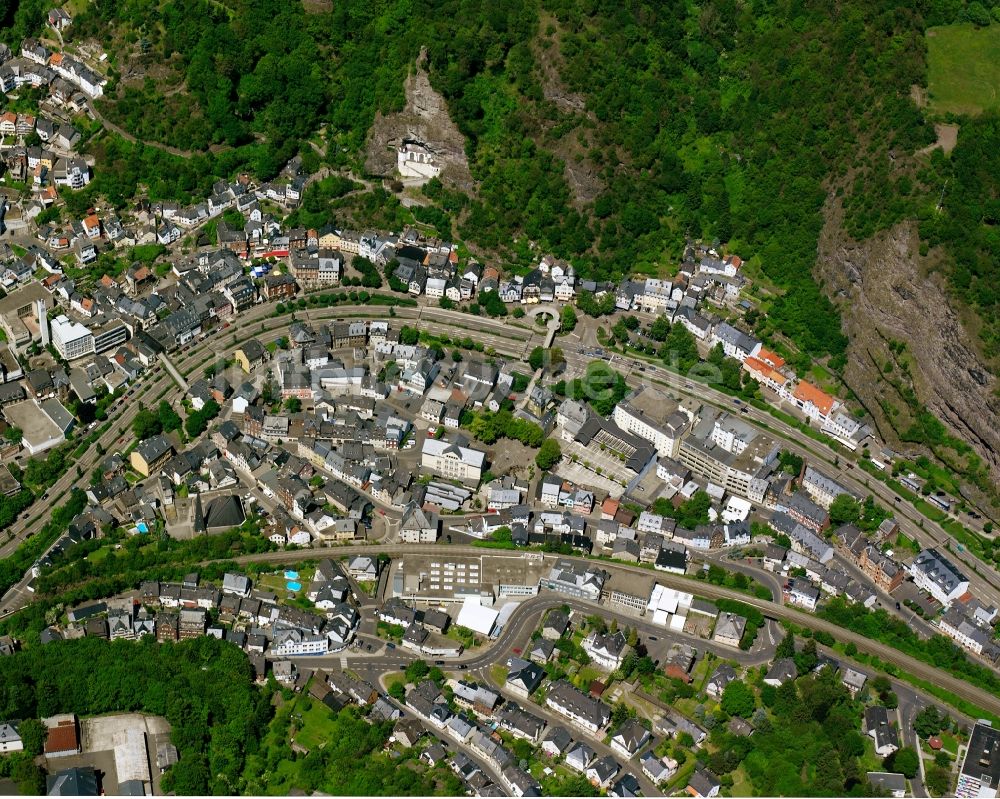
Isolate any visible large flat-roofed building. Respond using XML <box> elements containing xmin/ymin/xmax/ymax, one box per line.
<box><xmin>603</xmin><ymin>570</ymin><xmax>655</xmax><ymax>616</ymax></box>
<box><xmin>0</xmin><ymin>463</ymin><xmax>20</xmax><ymax>496</ymax></box>
<box><xmin>3</xmin><ymin>398</ymin><xmax>64</xmax><ymax>455</ymax></box>
<box><xmin>90</xmin><ymin>318</ymin><xmax>129</xmax><ymax>354</ymax></box>
<box><xmin>957</xmin><ymin>721</ymin><xmax>1000</xmax><ymax>798</ymax></box>
<box><xmin>612</xmin><ymin>387</ymin><xmax>691</xmax><ymax>458</ymax></box>
<box><xmin>40</xmin><ymin>398</ymin><xmax>74</xmax><ymax>435</ymax></box>
<box><xmin>0</xmin><ymin>283</ymin><xmax>54</xmax><ymax>347</ymax></box>
<box><xmin>388</xmin><ymin>553</ymin><xmax>547</xmax><ymax>604</ymax></box>
<box><xmin>677</xmin><ymin>412</ymin><xmax>779</xmax><ymax>498</ymax></box>
<box><xmin>421</xmin><ymin>437</ymin><xmax>486</xmax><ymax>483</ymax></box>
<box><xmin>678</xmin><ymin>435</ymin><xmax>774</xmax><ymax>497</ymax></box>
<box><xmin>50</xmin><ymin>314</ymin><xmax>93</xmax><ymax>360</ymax></box>
<box><xmin>0</xmin><ymin>346</ymin><xmax>22</xmax><ymax>382</ymax></box>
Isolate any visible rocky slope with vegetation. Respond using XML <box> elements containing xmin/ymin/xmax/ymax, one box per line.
<box><xmin>4</xmin><ymin>0</ymin><xmax>999</xmax><ymax>497</ymax></box>
<box><xmin>817</xmin><ymin>198</ymin><xmax>999</xmax><ymax>502</ymax></box>
<box><xmin>364</xmin><ymin>52</ymin><xmax>473</xmax><ymax>190</ymax></box>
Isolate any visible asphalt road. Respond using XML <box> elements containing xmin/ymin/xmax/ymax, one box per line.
<box><xmin>221</xmin><ymin>543</ymin><xmax>1000</xmax><ymax>717</ymax></box>
<box><xmin>562</xmin><ymin>345</ymin><xmax>1000</xmax><ymax>608</ymax></box>
<box><xmin>0</xmin><ymin>301</ymin><xmax>546</xmax><ymax>614</ymax></box>
<box><xmin>897</xmin><ymin>690</ymin><xmax>929</xmax><ymax>797</ymax></box>
<box><xmin>699</xmin><ymin>550</ymin><xmax>785</xmax><ymax>606</ymax></box>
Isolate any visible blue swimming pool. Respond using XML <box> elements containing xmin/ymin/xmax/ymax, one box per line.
<box><xmin>286</xmin><ymin>581</ymin><xmax>301</xmax><ymax>592</ymax></box>
<box><xmin>284</xmin><ymin>570</ymin><xmax>299</xmax><ymax>580</ymax></box>
<box><xmin>136</xmin><ymin>522</ymin><xmax>149</xmax><ymax>534</ymax></box>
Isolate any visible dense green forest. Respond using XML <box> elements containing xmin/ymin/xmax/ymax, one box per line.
<box><xmin>18</xmin><ymin>0</ymin><xmax>1000</xmax><ymax>366</ymax></box>
<box><xmin>918</xmin><ymin>115</ymin><xmax>1000</xmax><ymax>359</ymax></box>
<box><xmin>0</xmin><ymin>637</ymin><xmax>271</xmax><ymax>794</ymax></box>
<box><xmin>62</xmin><ymin>0</ymin><xmax>934</xmax><ymax>362</ymax></box>
<box><xmin>741</xmin><ymin>669</ymin><xmax>876</xmax><ymax>796</ymax></box>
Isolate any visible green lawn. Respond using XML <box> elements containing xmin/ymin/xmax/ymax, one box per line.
<box><xmin>927</xmin><ymin>23</ymin><xmax>1000</xmax><ymax>115</ymax></box>
<box><xmin>859</xmin><ymin>737</ymin><xmax>885</xmax><ymax>774</ymax></box>
<box><xmin>730</xmin><ymin>765</ymin><xmax>753</xmax><ymax>797</ymax></box>
<box><xmin>572</xmin><ymin>664</ymin><xmax>606</xmax><ymax>690</ymax></box>
<box><xmin>941</xmin><ymin>732</ymin><xmax>959</xmax><ymax>755</ymax></box>
<box><xmin>266</xmin><ymin>760</ymin><xmax>300</xmax><ymax>795</ymax></box>
<box><xmin>290</xmin><ymin>695</ymin><xmax>341</xmax><ymax>751</ymax></box>
<box><xmin>446</xmin><ymin>624</ymin><xmax>480</xmax><ymax>649</ymax></box>
<box><xmin>690</xmin><ymin>656</ymin><xmax>717</xmax><ymax>694</ymax></box>
<box><xmin>808</xmin><ymin>364</ymin><xmax>838</xmax><ymax>394</ymax></box>
<box><xmin>258</xmin><ymin>566</ymin><xmax>316</xmax><ymax>600</ymax></box>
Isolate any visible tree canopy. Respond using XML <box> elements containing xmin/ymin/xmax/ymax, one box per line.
<box><xmin>536</xmin><ymin>438</ymin><xmax>562</xmax><ymax>470</ymax></box>
<box><xmin>0</xmin><ymin>637</ymin><xmax>269</xmax><ymax>795</ymax></box>
<box><xmin>721</xmin><ymin>679</ymin><xmax>756</xmax><ymax>719</ymax></box>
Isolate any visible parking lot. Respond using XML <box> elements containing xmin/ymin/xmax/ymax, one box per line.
<box><xmin>558</xmin><ymin>441</ymin><xmax>632</xmax><ymax>497</ymax></box>
<box><xmin>81</xmin><ymin>713</ymin><xmax>172</xmax><ymax>795</ymax></box>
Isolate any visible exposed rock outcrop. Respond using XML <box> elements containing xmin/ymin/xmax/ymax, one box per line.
<box><xmin>816</xmin><ymin>193</ymin><xmax>1000</xmax><ymax>488</ymax></box>
<box><xmin>364</xmin><ymin>52</ymin><xmax>473</xmax><ymax>191</ymax></box>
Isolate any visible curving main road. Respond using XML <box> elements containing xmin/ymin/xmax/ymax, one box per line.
<box><xmin>562</xmin><ymin>345</ymin><xmax>1000</xmax><ymax>607</ymax></box>
<box><xmin>0</xmin><ymin>300</ymin><xmax>544</xmax><ymax>611</ymax></box>
<box><xmin>219</xmin><ymin>543</ymin><xmax>1000</xmax><ymax>717</ymax></box>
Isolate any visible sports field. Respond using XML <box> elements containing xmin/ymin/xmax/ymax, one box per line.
<box><xmin>926</xmin><ymin>23</ymin><xmax>1000</xmax><ymax>115</ymax></box>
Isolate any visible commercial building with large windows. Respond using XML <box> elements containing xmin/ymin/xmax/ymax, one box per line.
<box><xmin>49</xmin><ymin>315</ymin><xmax>93</xmax><ymax>360</ymax></box>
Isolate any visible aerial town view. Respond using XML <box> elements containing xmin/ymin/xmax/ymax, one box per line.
<box><xmin>0</xmin><ymin>0</ymin><xmax>997</xmax><ymax>797</ymax></box>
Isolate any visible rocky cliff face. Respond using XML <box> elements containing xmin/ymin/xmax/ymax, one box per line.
<box><xmin>816</xmin><ymin>193</ymin><xmax>1000</xmax><ymax>486</ymax></box>
<box><xmin>364</xmin><ymin>54</ymin><xmax>473</xmax><ymax>191</ymax></box>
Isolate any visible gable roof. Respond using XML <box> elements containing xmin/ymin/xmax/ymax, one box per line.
<box><xmin>792</xmin><ymin>380</ymin><xmax>834</xmax><ymax>415</ymax></box>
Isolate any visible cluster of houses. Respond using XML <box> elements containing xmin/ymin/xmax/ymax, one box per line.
<box><xmin>392</xmin><ymin>609</ymin><xmax>704</xmax><ymax>798</ymax></box>
<box><xmin>36</xmin><ymin>562</ymin><xmax>362</xmax><ymax>668</ymax></box>
<box><xmin>607</xmin><ymin>244</ymin><xmax>868</xmax><ymax>448</ymax></box>
<box><xmin>148</xmin><ymin>174</ymin><xmax>300</xmax><ymax>249</ymax></box>
<box><xmin>0</xmin><ymin>35</ymin><xmax>104</xmax><ymax>105</ymax></box>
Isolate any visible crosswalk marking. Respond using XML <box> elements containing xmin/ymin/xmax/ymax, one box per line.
<box><xmin>340</xmin><ymin>656</ymin><xmax>348</xmax><ymax>668</ymax></box>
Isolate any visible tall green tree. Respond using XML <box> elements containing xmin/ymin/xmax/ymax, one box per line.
<box><xmin>721</xmin><ymin>680</ymin><xmax>755</xmax><ymax>718</ymax></box>
<box><xmin>535</xmin><ymin>438</ymin><xmax>562</xmax><ymax>470</ymax></box>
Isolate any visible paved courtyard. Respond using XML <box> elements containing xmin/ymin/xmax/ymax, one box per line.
<box><xmin>80</xmin><ymin>713</ymin><xmax>172</xmax><ymax>796</ymax></box>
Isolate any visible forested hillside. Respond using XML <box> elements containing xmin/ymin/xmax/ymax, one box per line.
<box><xmin>28</xmin><ymin>0</ymin><xmax>1000</xmax><ymax>412</ymax></box>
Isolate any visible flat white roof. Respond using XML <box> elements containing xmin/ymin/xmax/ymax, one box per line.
<box><xmin>646</xmin><ymin>584</ymin><xmax>693</xmax><ymax>616</ymax></box>
<box><xmin>722</xmin><ymin>496</ymin><xmax>752</xmax><ymax>523</ymax></box>
<box><xmin>50</xmin><ymin>313</ymin><xmax>92</xmax><ymax>341</ymax></box>
<box><xmin>456</xmin><ymin>596</ymin><xmax>499</xmax><ymax>636</ymax></box>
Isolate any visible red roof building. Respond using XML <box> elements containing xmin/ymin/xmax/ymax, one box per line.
<box><xmin>43</xmin><ymin>715</ymin><xmax>80</xmax><ymax>758</ymax></box>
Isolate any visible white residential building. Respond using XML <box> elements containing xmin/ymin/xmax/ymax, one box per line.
<box><xmin>908</xmin><ymin>548</ymin><xmax>969</xmax><ymax>607</ymax></box>
<box><xmin>421</xmin><ymin>437</ymin><xmax>486</xmax><ymax>483</ymax></box>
